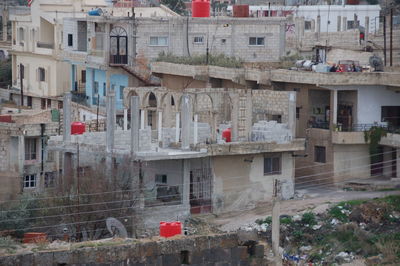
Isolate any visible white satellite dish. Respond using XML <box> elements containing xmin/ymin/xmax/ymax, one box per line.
<box><xmin>106</xmin><ymin>217</ymin><xmax>128</xmax><ymax>238</ymax></box>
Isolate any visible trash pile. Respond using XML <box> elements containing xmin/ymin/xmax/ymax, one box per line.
<box><xmin>253</xmin><ymin>195</ymin><xmax>400</xmax><ymax>265</ymax></box>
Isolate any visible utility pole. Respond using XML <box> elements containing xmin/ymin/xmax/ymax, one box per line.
<box><xmin>19</xmin><ymin>64</ymin><xmax>24</xmax><ymax>106</ymax></box>
<box><xmin>383</xmin><ymin>15</ymin><xmax>387</xmax><ymax>66</ymax></box>
<box><xmin>271</xmin><ymin>179</ymin><xmax>282</xmax><ymax>266</ymax></box>
<box><xmin>390</xmin><ymin>8</ymin><xmax>393</xmax><ymax>67</ymax></box>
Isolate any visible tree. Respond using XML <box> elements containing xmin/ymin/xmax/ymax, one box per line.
<box><xmin>161</xmin><ymin>0</ymin><xmax>187</xmax><ymax>15</ymax></box>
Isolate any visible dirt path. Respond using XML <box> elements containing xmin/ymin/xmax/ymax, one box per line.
<box><xmin>210</xmin><ymin>187</ymin><xmax>400</xmax><ymax>231</ymax></box>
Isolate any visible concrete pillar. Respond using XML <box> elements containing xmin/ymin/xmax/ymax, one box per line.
<box><xmin>288</xmin><ymin>92</ymin><xmax>296</xmax><ymax>138</ymax></box>
<box><xmin>63</xmin><ymin>93</ymin><xmax>71</xmax><ymax>142</ymax></box>
<box><xmin>2</xmin><ymin>16</ymin><xmax>8</xmax><ymax>42</ymax></box>
<box><xmin>311</xmin><ymin>19</ymin><xmax>315</xmax><ymax>32</ymax></box>
<box><xmin>182</xmin><ymin>159</ymin><xmax>190</xmax><ymax>207</ymax></box>
<box><xmin>130</xmin><ymin>96</ymin><xmax>140</xmax><ymax>155</ymax></box>
<box><xmin>316</xmin><ymin>15</ymin><xmax>321</xmax><ymax>40</ymax></box>
<box><xmin>17</xmin><ymin>135</ymin><xmax>24</xmax><ymax>176</ymax></box>
<box><xmin>331</xmin><ymin>90</ymin><xmax>338</xmax><ymax>129</ymax></box>
<box><xmin>175</xmin><ymin>112</ymin><xmax>180</xmax><ymax>143</ymax></box>
<box><xmin>337</xmin><ymin>16</ymin><xmax>342</xmax><ymax>32</ymax></box>
<box><xmin>211</xmin><ymin>111</ymin><xmax>217</xmax><ymax>143</ymax></box>
<box><xmin>279</xmin><ymin>23</ymin><xmax>286</xmax><ymax>58</ymax></box>
<box><xmin>396</xmin><ymin>149</ymin><xmax>400</xmax><ymax>179</ymax></box>
<box><xmin>231</xmin><ymin>95</ymin><xmax>239</xmax><ymax>142</ymax></box>
<box><xmin>193</xmin><ymin>114</ymin><xmax>198</xmax><ymax>145</ymax></box>
<box><xmin>181</xmin><ymin>94</ymin><xmax>191</xmax><ymax>150</ymax></box>
<box><xmin>106</xmin><ymin>90</ymin><xmax>115</xmax><ymax>154</ymax></box>
<box><xmin>123</xmin><ymin>108</ymin><xmax>128</xmax><ymax>131</ymax></box>
<box><xmin>140</xmin><ymin>109</ymin><xmax>145</xmax><ymax>129</ymax></box>
<box><xmin>245</xmin><ymin>90</ymin><xmax>253</xmax><ymax>141</ymax></box>
<box><xmin>342</xmin><ymin>17</ymin><xmax>347</xmax><ymax>31</ymax></box>
<box><xmin>365</xmin><ymin>16</ymin><xmax>369</xmax><ymax>46</ymax></box>
<box><xmin>157</xmin><ymin>111</ymin><xmax>162</xmax><ymax>144</ymax></box>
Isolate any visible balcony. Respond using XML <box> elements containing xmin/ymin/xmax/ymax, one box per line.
<box><xmin>37</xmin><ymin>41</ymin><xmax>54</xmax><ymax>49</ymax></box>
<box><xmin>109</xmin><ymin>54</ymin><xmax>128</xmax><ymax>65</ymax></box>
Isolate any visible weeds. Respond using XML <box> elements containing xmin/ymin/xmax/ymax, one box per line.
<box><xmin>156</xmin><ymin>52</ymin><xmax>243</xmax><ymax>68</ymax></box>
<box><xmin>301</xmin><ymin>212</ymin><xmax>317</xmax><ymax>226</ymax></box>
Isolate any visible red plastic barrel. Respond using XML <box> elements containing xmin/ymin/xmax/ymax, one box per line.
<box><xmin>233</xmin><ymin>5</ymin><xmax>249</xmax><ymax>17</ymax></box>
<box><xmin>222</xmin><ymin>128</ymin><xmax>231</xmax><ymax>143</ymax></box>
<box><xmin>71</xmin><ymin>122</ymin><xmax>86</xmax><ymax>135</ymax></box>
<box><xmin>192</xmin><ymin>0</ymin><xmax>210</xmax><ymax>18</ymax></box>
<box><xmin>160</xmin><ymin>221</ymin><xmax>182</xmax><ymax>238</ymax></box>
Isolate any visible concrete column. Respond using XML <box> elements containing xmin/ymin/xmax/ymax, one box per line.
<box><xmin>104</xmin><ymin>23</ymin><xmax>110</xmax><ymax>63</ymax></box>
<box><xmin>279</xmin><ymin>23</ymin><xmax>286</xmax><ymax>58</ymax></box>
<box><xmin>342</xmin><ymin>17</ymin><xmax>347</xmax><ymax>31</ymax></box>
<box><xmin>245</xmin><ymin>90</ymin><xmax>253</xmax><ymax>141</ymax></box>
<box><xmin>193</xmin><ymin>114</ymin><xmax>198</xmax><ymax>145</ymax></box>
<box><xmin>211</xmin><ymin>111</ymin><xmax>217</xmax><ymax>143</ymax></box>
<box><xmin>17</xmin><ymin>136</ymin><xmax>24</xmax><ymax>176</ymax></box>
<box><xmin>288</xmin><ymin>92</ymin><xmax>296</xmax><ymax>138</ymax></box>
<box><xmin>337</xmin><ymin>16</ymin><xmax>342</xmax><ymax>32</ymax></box>
<box><xmin>140</xmin><ymin>109</ymin><xmax>145</xmax><ymax>129</ymax></box>
<box><xmin>106</xmin><ymin>90</ymin><xmax>115</xmax><ymax>154</ymax></box>
<box><xmin>182</xmin><ymin>159</ymin><xmax>190</xmax><ymax>207</ymax></box>
<box><xmin>3</xmin><ymin>16</ymin><xmax>8</xmax><ymax>42</ymax></box>
<box><xmin>316</xmin><ymin>15</ymin><xmax>321</xmax><ymax>40</ymax></box>
<box><xmin>396</xmin><ymin>149</ymin><xmax>400</xmax><ymax>179</ymax></box>
<box><xmin>311</xmin><ymin>19</ymin><xmax>315</xmax><ymax>32</ymax></box>
<box><xmin>175</xmin><ymin>112</ymin><xmax>180</xmax><ymax>142</ymax></box>
<box><xmin>330</xmin><ymin>90</ymin><xmax>338</xmax><ymax>130</ymax></box>
<box><xmin>63</xmin><ymin>93</ymin><xmax>71</xmax><ymax>142</ymax></box>
<box><xmin>157</xmin><ymin>111</ymin><xmax>162</xmax><ymax>144</ymax></box>
<box><xmin>123</xmin><ymin>108</ymin><xmax>128</xmax><ymax>131</ymax></box>
<box><xmin>231</xmin><ymin>95</ymin><xmax>239</xmax><ymax>142</ymax></box>
<box><xmin>365</xmin><ymin>16</ymin><xmax>369</xmax><ymax>46</ymax></box>
<box><xmin>181</xmin><ymin>94</ymin><xmax>191</xmax><ymax>150</ymax></box>
<box><xmin>130</xmin><ymin>96</ymin><xmax>140</xmax><ymax>155</ymax></box>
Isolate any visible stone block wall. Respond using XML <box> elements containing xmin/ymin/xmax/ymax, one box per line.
<box><xmin>251</xmin><ymin>120</ymin><xmax>292</xmax><ymax>144</ymax></box>
<box><xmin>252</xmin><ymin>89</ymin><xmax>290</xmax><ymax>124</ymax></box>
<box><xmin>0</xmin><ymin>233</ymin><xmax>268</xmax><ymax>266</ymax></box>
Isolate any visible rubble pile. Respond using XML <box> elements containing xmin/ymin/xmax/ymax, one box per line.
<box><xmin>253</xmin><ymin>195</ymin><xmax>400</xmax><ymax>265</ymax></box>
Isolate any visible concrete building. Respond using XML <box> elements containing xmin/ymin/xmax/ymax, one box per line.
<box><xmin>48</xmin><ymin>86</ymin><xmax>304</xmax><ymax>231</ymax></box>
<box><xmin>150</xmin><ymin>62</ymin><xmax>400</xmax><ymax>186</ymax></box>
<box><xmin>0</xmin><ymin>5</ymin><xmax>12</xmax><ymax>61</ymax></box>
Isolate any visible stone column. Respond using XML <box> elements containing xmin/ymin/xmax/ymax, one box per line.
<box><xmin>331</xmin><ymin>90</ymin><xmax>338</xmax><ymax>130</ymax></box>
<box><xmin>157</xmin><ymin>111</ymin><xmax>162</xmax><ymax>144</ymax></box>
<box><xmin>337</xmin><ymin>16</ymin><xmax>342</xmax><ymax>32</ymax></box>
<box><xmin>193</xmin><ymin>114</ymin><xmax>198</xmax><ymax>145</ymax></box>
<box><xmin>2</xmin><ymin>18</ymin><xmax>7</xmax><ymax>42</ymax></box>
<box><xmin>130</xmin><ymin>96</ymin><xmax>140</xmax><ymax>155</ymax></box>
<box><xmin>63</xmin><ymin>93</ymin><xmax>71</xmax><ymax>142</ymax></box>
<box><xmin>342</xmin><ymin>17</ymin><xmax>347</xmax><ymax>31</ymax></box>
<box><xmin>365</xmin><ymin>16</ymin><xmax>369</xmax><ymax>47</ymax></box>
<box><xmin>288</xmin><ymin>92</ymin><xmax>296</xmax><ymax>138</ymax></box>
<box><xmin>106</xmin><ymin>90</ymin><xmax>115</xmax><ymax>154</ymax></box>
<box><xmin>181</xmin><ymin>94</ymin><xmax>191</xmax><ymax>150</ymax></box>
<box><xmin>231</xmin><ymin>95</ymin><xmax>239</xmax><ymax>142</ymax></box>
<box><xmin>175</xmin><ymin>112</ymin><xmax>180</xmax><ymax>142</ymax></box>
<box><xmin>140</xmin><ymin>109</ymin><xmax>145</xmax><ymax>129</ymax></box>
<box><xmin>182</xmin><ymin>159</ymin><xmax>190</xmax><ymax>207</ymax></box>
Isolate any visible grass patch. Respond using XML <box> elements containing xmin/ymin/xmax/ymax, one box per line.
<box><xmin>301</xmin><ymin>212</ymin><xmax>317</xmax><ymax>226</ymax></box>
<box><xmin>376</xmin><ymin>195</ymin><xmax>400</xmax><ymax>211</ymax></box>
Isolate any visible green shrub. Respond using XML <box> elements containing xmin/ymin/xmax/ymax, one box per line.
<box><xmin>301</xmin><ymin>212</ymin><xmax>317</xmax><ymax>226</ymax></box>
<box><xmin>329</xmin><ymin>206</ymin><xmax>349</xmax><ymax>222</ymax></box>
<box><xmin>280</xmin><ymin>216</ymin><xmax>293</xmax><ymax>225</ymax></box>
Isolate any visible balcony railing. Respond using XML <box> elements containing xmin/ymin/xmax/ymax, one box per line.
<box><xmin>109</xmin><ymin>54</ymin><xmax>128</xmax><ymax>65</ymax></box>
<box><xmin>37</xmin><ymin>42</ymin><xmax>54</xmax><ymax>49</ymax></box>
<box><xmin>309</xmin><ymin>121</ymin><xmax>330</xmax><ymax>129</ymax></box>
<box><xmin>337</xmin><ymin>123</ymin><xmax>400</xmax><ymax>134</ymax></box>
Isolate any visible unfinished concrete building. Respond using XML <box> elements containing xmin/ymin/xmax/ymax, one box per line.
<box><xmin>48</xmin><ymin>87</ymin><xmax>304</xmax><ymax>230</ymax></box>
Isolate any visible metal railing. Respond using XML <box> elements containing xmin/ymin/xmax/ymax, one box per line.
<box><xmin>338</xmin><ymin>123</ymin><xmax>400</xmax><ymax>134</ymax></box>
<box><xmin>109</xmin><ymin>54</ymin><xmax>128</xmax><ymax>65</ymax></box>
<box><xmin>309</xmin><ymin>121</ymin><xmax>330</xmax><ymax>130</ymax></box>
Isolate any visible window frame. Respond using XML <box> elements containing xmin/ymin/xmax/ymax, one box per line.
<box><xmin>119</xmin><ymin>86</ymin><xmax>124</xmax><ymax>100</ymax></box>
<box><xmin>24</xmin><ymin>174</ymin><xmax>37</xmax><ymax>188</ymax></box>
<box><xmin>38</xmin><ymin>67</ymin><xmax>46</xmax><ymax>82</ymax></box>
<box><xmin>264</xmin><ymin>155</ymin><xmax>281</xmax><ymax>175</ymax></box>
<box><xmin>314</xmin><ymin>145</ymin><xmax>326</xmax><ymax>163</ymax></box>
<box><xmin>25</xmin><ymin>137</ymin><xmax>38</xmax><ymax>162</ymax></box>
<box><xmin>193</xmin><ymin>36</ymin><xmax>204</xmax><ymax>44</ymax></box>
<box><xmin>67</xmin><ymin>33</ymin><xmax>73</xmax><ymax>47</ymax></box>
<box><xmin>149</xmin><ymin>36</ymin><xmax>168</xmax><ymax>47</ymax></box>
<box><xmin>155</xmin><ymin>174</ymin><xmax>167</xmax><ymax>184</ymax></box>
<box><xmin>249</xmin><ymin>37</ymin><xmax>265</xmax><ymax>46</ymax></box>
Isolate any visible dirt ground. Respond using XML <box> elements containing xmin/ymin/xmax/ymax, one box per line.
<box><xmin>210</xmin><ymin>187</ymin><xmax>400</xmax><ymax>231</ymax></box>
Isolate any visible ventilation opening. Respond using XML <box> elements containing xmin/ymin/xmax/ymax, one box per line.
<box><xmin>180</xmin><ymin>250</ymin><xmax>190</xmax><ymax>264</ymax></box>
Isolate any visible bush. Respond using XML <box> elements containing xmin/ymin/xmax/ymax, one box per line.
<box><xmin>301</xmin><ymin>212</ymin><xmax>317</xmax><ymax>226</ymax></box>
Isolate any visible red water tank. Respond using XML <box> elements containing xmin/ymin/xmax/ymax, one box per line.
<box><xmin>160</xmin><ymin>221</ymin><xmax>182</xmax><ymax>238</ymax></box>
<box><xmin>233</xmin><ymin>5</ymin><xmax>249</xmax><ymax>17</ymax></box>
<box><xmin>222</xmin><ymin>128</ymin><xmax>231</xmax><ymax>143</ymax></box>
<box><xmin>71</xmin><ymin>122</ymin><xmax>86</xmax><ymax>135</ymax></box>
<box><xmin>192</xmin><ymin>0</ymin><xmax>210</xmax><ymax>18</ymax></box>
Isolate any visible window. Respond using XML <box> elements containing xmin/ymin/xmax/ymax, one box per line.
<box><xmin>25</xmin><ymin>138</ymin><xmax>37</xmax><ymax>161</ymax></box>
<box><xmin>119</xmin><ymin>86</ymin><xmax>124</xmax><ymax>100</ymax></box>
<box><xmin>155</xmin><ymin>174</ymin><xmax>167</xmax><ymax>184</ymax></box>
<box><xmin>149</xmin><ymin>36</ymin><xmax>168</xmax><ymax>46</ymax></box>
<box><xmin>304</xmin><ymin>21</ymin><xmax>312</xmax><ymax>31</ymax></box>
<box><xmin>249</xmin><ymin>37</ymin><xmax>265</xmax><ymax>46</ymax></box>
<box><xmin>296</xmin><ymin>107</ymin><xmax>300</xmax><ymax>119</ymax></box>
<box><xmin>38</xmin><ymin>67</ymin><xmax>45</xmax><ymax>82</ymax></box>
<box><xmin>271</xmin><ymin>115</ymin><xmax>282</xmax><ymax>123</ymax></box>
<box><xmin>103</xmin><ymin>82</ymin><xmax>106</xmax><ymax>96</ymax></box>
<box><xmin>221</xmin><ymin>38</ymin><xmax>226</xmax><ymax>44</ymax></box>
<box><xmin>27</xmin><ymin>96</ymin><xmax>32</xmax><ymax>107</ymax></box>
<box><xmin>81</xmin><ymin>70</ymin><xmax>86</xmax><ymax>83</ymax></box>
<box><xmin>67</xmin><ymin>34</ymin><xmax>73</xmax><ymax>47</ymax></box>
<box><xmin>47</xmin><ymin>99</ymin><xmax>51</xmax><ymax>108</ymax></box>
<box><xmin>347</xmin><ymin>20</ymin><xmax>359</xmax><ymax>30</ymax></box>
<box><xmin>41</xmin><ymin>98</ymin><xmax>46</xmax><ymax>109</ymax></box>
<box><xmin>264</xmin><ymin>155</ymin><xmax>281</xmax><ymax>175</ymax></box>
<box><xmin>44</xmin><ymin>172</ymin><xmax>55</xmax><ymax>188</ymax></box>
<box><xmin>93</xmin><ymin>81</ymin><xmax>99</xmax><ymax>95</ymax></box>
<box><xmin>193</xmin><ymin>36</ymin><xmax>204</xmax><ymax>44</ymax></box>
<box><xmin>18</xmin><ymin>27</ymin><xmax>25</xmax><ymax>42</ymax></box>
<box><xmin>314</xmin><ymin>146</ymin><xmax>326</xmax><ymax>163</ymax></box>
<box><xmin>24</xmin><ymin>174</ymin><xmax>36</xmax><ymax>188</ymax></box>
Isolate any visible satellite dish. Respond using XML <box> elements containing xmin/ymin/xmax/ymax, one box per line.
<box><xmin>369</xmin><ymin>56</ymin><xmax>384</xmax><ymax>72</ymax></box>
<box><xmin>106</xmin><ymin>217</ymin><xmax>128</xmax><ymax>238</ymax></box>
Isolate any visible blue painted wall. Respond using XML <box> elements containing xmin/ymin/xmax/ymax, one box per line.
<box><xmin>110</xmin><ymin>74</ymin><xmax>128</xmax><ymax>110</ymax></box>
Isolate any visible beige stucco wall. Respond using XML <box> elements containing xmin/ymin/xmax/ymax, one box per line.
<box><xmin>333</xmin><ymin>144</ymin><xmax>370</xmax><ymax>182</ymax></box>
<box><xmin>212</xmin><ymin>152</ymin><xmax>294</xmax><ymax>214</ymax></box>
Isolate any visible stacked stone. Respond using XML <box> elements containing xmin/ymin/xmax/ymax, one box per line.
<box><xmin>251</xmin><ymin>120</ymin><xmax>292</xmax><ymax>144</ymax></box>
